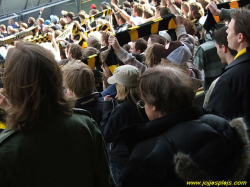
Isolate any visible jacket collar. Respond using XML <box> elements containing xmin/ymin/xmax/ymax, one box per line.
<box><xmin>120</xmin><ymin>106</ymin><xmax>205</xmax><ymax>152</ymax></box>
<box><xmin>74</xmin><ymin>92</ymin><xmax>101</xmax><ymax>108</ymax></box>
<box><xmin>223</xmin><ymin>50</ymin><xmax>250</xmax><ymax>73</ymax></box>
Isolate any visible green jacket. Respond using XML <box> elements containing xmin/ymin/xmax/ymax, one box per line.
<box><xmin>0</xmin><ymin>109</ymin><xmax>115</xmax><ymax>187</ymax></box>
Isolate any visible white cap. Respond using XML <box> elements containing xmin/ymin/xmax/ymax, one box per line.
<box><xmin>159</xmin><ymin>30</ymin><xmax>172</xmax><ymax>42</ymax></box>
<box><xmin>108</xmin><ymin>65</ymin><xmax>139</xmax><ymax>87</ymax></box>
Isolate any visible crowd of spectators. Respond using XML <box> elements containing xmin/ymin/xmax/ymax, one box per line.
<box><xmin>0</xmin><ymin>0</ymin><xmax>250</xmax><ymax>186</ymax></box>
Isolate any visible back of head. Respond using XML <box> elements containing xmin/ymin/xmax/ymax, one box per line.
<box><xmin>68</xmin><ymin>44</ymin><xmax>83</xmax><ymax>59</ymax></box>
<box><xmin>66</xmin><ymin>12</ymin><xmax>75</xmax><ymax>20</ymax></box>
<box><xmin>87</xmin><ymin>36</ymin><xmax>101</xmax><ymax>51</ymax></box>
<box><xmin>135</xmin><ymin>38</ymin><xmax>147</xmax><ymax>53</ymax></box>
<box><xmin>63</xmin><ymin>61</ymin><xmax>95</xmax><ymax>98</ymax></box>
<box><xmin>149</xmin><ymin>34</ymin><xmax>166</xmax><ymax>46</ymax></box>
<box><xmin>139</xmin><ymin>65</ymin><xmax>196</xmax><ymax>115</ymax></box>
<box><xmin>231</xmin><ymin>8</ymin><xmax>250</xmax><ymax>46</ymax></box>
<box><xmin>189</xmin><ymin>2</ymin><xmax>204</xmax><ymax>19</ymax></box>
<box><xmin>82</xmin><ymin>47</ymin><xmax>98</xmax><ymax>58</ymax></box>
<box><xmin>133</xmin><ymin>3</ymin><xmax>144</xmax><ymax>17</ymax></box>
<box><xmin>4</xmin><ymin>42</ymin><xmax>71</xmax><ymax>130</ymax></box>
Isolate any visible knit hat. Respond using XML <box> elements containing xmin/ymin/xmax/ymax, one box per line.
<box><xmin>108</xmin><ymin>65</ymin><xmax>139</xmax><ymax>87</ymax></box>
<box><xmin>90</xmin><ymin>4</ymin><xmax>97</xmax><ymax>9</ymax></box>
<box><xmin>50</xmin><ymin>15</ymin><xmax>59</xmax><ymax>23</ymax></box>
<box><xmin>152</xmin><ymin>41</ymin><xmax>192</xmax><ymax>65</ymax></box>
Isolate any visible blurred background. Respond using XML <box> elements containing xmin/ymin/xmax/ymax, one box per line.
<box><xmin>0</xmin><ymin>0</ymin><xmax>106</xmax><ymax>25</ymax></box>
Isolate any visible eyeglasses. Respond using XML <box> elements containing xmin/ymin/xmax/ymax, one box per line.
<box><xmin>137</xmin><ymin>100</ymin><xmax>145</xmax><ymax>108</ymax></box>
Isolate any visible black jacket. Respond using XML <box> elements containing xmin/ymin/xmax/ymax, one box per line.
<box><xmin>0</xmin><ymin>109</ymin><xmax>115</xmax><ymax>187</ymax></box>
<box><xmin>207</xmin><ymin>50</ymin><xmax>250</xmax><ymax>130</ymax></box>
<box><xmin>118</xmin><ymin>107</ymin><xmax>249</xmax><ymax>187</ymax></box>
<box><xmin>101</xmin><ymin>98</ymin><xmax>149</xmax><ymax>166</ymax></box>
<box><xmin>74</xmin><ymin>92</ymin><xmax>103</xmax><ymax>126</ymax></box>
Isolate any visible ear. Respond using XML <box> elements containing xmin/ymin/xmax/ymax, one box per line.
<box><xmin>152</xmin><ymin>105</ymin><xmax>158</xmax><ymax>111</ymax></box>
<box><xmin>137</xmin><ymin>49</ymin><xmax>141</xmax><ymax>54</ymax></box>
<box><xmin>222</xmin><ymin>45</ymin><xmax>227</xmax><ymax>53</ymax></box>
<box><xmin>238</xmin><ymin>33</ymin><xmax>244</xmax><ymax>43</ymax></box>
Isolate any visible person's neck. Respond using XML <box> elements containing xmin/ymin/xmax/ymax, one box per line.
<box><xmin>226</xmin><ymin>54</ymin><xmax>235</xmax><ymax>65</ymax></box>
<box><xmin>237</xmin><ymin>42</ymin><xmax>249</xmax><ymax>53</ymax></box>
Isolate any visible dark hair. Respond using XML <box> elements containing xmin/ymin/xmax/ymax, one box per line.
<box><xmin>156</xmin><ymin>6</ymin><xmax>171</xmax><ymax>17</ymax></box>
<box><xmin>66</xmin><ymin>12</ymin><xmax>75</xmax><ymax>20</ymax></box>
<box><xmin>4</xmin><ymin>42</ymin><xmax>72</xmax><ymax>130</ymax></box>
<box><xmin>135</xmin><ymin>38</ymin><xmax>147</xmax><ymax>53</ymax></box>
<box><xmin>68</xmin><ymin>44</ymin><xmax>83</xmax><ymax>59</ymax></box>
<box><xmin>139</xmin><ymin>65</ymin><xmax>196</xmax><ymax>114</ymax></box>
<box><xmin>231</xmin><ymin>8</ymin><xmax>250</xmax><ymax>45</ymax></box>
<box><xmin>115</xmin><ymin>12</ymin><xmax>126</xmax><ymax>23</ymax></box>
<box><xmin>214</xmin><ymin>26</ymin><xmax>237</xmax><ymax>56</ymax></box>
<box><xmin>123</xmin><ymin>1</ymin><xmax>131</xmax><ymax>8</ymax></box>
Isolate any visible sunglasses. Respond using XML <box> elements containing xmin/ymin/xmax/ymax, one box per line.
<box><xmin>137</xmin><ymin>100</ymin><xmax>145</xmax><ymax>108</ymax></box>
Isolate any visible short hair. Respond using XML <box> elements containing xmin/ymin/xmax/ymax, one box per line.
<box><xmin>78</xmin><ymin>11</ymin><xmax>87</xmax><ymax>20</ymax></box>
<box><xmin>100</xmin><ymin>49</ymin><xmax>112</xmax><ymax>76</ymax></box>
<box><xmin>0</xmin><ymin>24</ymin><xmax>6</xmax><ymax>31</ymax></box>
<box><xmin>38</xmin><ymin>18</ymin><xmax>44</xmax><ymax>24</ymax></box>
<box><xmin>144</xmin><ymin>44</ymin><xmax>161</xmax><ymax>67</ymax></box>
<box><xmin>123</xmin><ymin>1</ymin><xmax>131</xmax><ymax>8</ymax></box>
<box><xmin>59</xmin><ymin>18</ymin><xmax>66</xmax><ymax>27</ymax></box>
<box><xmin>231</xmin><ymin>8</ymin><xmax>250</xmax><ymax>45</ymax></box>
<box><xmin>123</xmin><ymin>44</ymin><xmax>131</xmax><ymax>52</ymax></box>
<box><xmin>115</xmin><ymin>12</ymin><xmax>126</xmax><ymax>23</ymax></box>
<box><xmin>66</xmin><ymin>12</ymin><xmax>75</xmax><ymax>20</ymax></box>
<box><xmin>156</xmin><ymin>6</ymin><xmax>171</xmax><ymax>17</ymax></box>
<box><xmin>149</xmin><ymin>34</ymin><xmax>166</xmax><ymax>45</ymax></box>
<box><xmin>63</xmin><ymin>61</ymin><xmax>95</xmax><ymax>98</ymax></box>
<box><xmin>181</xmin><ymin>2</ymin><xmax>190</xmax><ymax>13</ymax></box>
<box><xmin>28</xmin><ymin>17</ymin><xmax>36</xmax><ymax>25</ymax></box>
<box><xmin>89</xmin><ymin>9</ymin><xmax>99</xmax><ymax>16</ymax></box>
<box><xmin>54</xmin><ymin>30</ymin><xmax>62</xmax><ymax>38</ymax></box>
<box><xmin>143</xmin><ymin>9</ymin><xmax>154</xmax><ymax>19</ymax></box>
<box><xmin>153</xmin><ymin>0</ymin><xmax>160</xmax><ymax>6</ymax></box>
<box><xmin>68</xmin><ymin>44</ymin><xmax>83</xmax><ymax>59</ymax></box>
<box><xmin>213</xmin><ymin>26</ymin><xmax>237</xmax><ymax>56</ymax></box>
<box><xmin>133</xmin><ymin>3</ymin><xmax>144</xmax><ymax>17</ymax></box>
<box><xmin>20</xmin><ymin>22</ymin><xmax>28</xmax><ymax>29</ymax></box>
<box><xmin>183</xmin><ymin>18</ymin><xmax>197</xmax><ymax>36</ymax></box>
<box><xmin>189</xmin><ymin>2</ymin><xmax>204</xmax><ymax>19</ymax></box>
<box><xmin>82</xmin><ymin>47</ymin><xmax>98</xmax><ymax>58</ymax></box>
<box><xmin>139</xmin><ymin>65</ymin><xmax>196</xmax><ymax>114</ymax></box>
<box><xmin>4</xmin><ymin>42</ymin><xmax>72</xmax><ymax>130</ymax></box>
<box><xmin>100</xmin><ymin>31</ymin><xmax>111</xmax><ymax>46</ymax></box>
<box><xmin>87</xmin><ymin>36</ymin><xmax>101</xmax><ymax>50</ymax></box>
<box><xmin>135</xmin><ymin>38</ymin><xmax>147</xmax><ymax>53</ymax></box>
